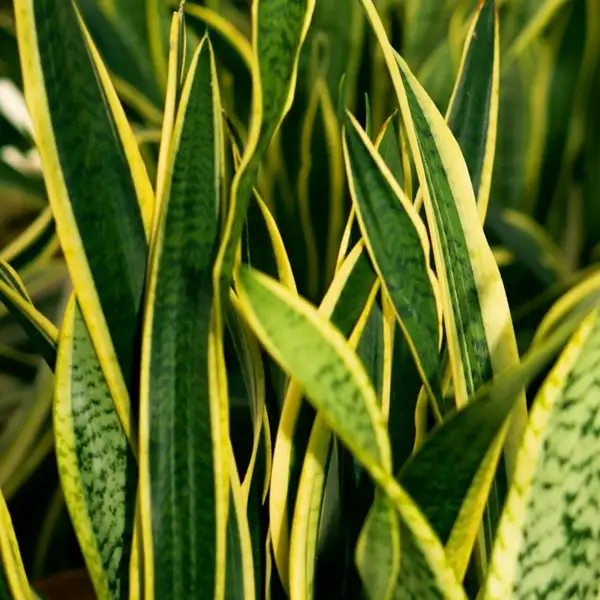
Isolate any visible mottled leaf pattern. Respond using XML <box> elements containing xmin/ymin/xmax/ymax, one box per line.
<box><xmin>343</xmin><ymin>112</ymin><xmax>442</xmax><ymax>404</ymax></box>
<box><xmin>54</xmin><ymin>301</ymin><xmax>135</xmax><ymax>600</ymax></box>
<box><xmin>484</xmin><ymin>307</ymin><xmax>600</xmax><ymax>599</ymax></box>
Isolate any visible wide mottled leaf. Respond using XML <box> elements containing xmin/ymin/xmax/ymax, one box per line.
<box><xmin>446</xmin><ymin>0</ymin><xmax>499</xmax><ymax>217</ymax></box>
<box><xmin>138</xmin><ymin>37</ymin><xmax>229</xmax><ymax>600</ymax></box>
<box><xmin>54</xmin><ymin>300</ymin><xmax>135</xmax><ymax>600</ymax></box>
<box><xmin>483</xmin><ymin>306</ymin><xmax>600</xmax><ymax>599</ymax></box>
<box><xmin>238</xmin><ymin>264</ymin><xmax>467</xmax><ymax>598</ymax></box>
<box><xmin>14</xmin><ymin>0</ymin><xmax>150</xmax><ymax>435</ymax></box>
<box><xmin>359</xmin><ymin>293</ymin><xmax>592</xmax><ymax>593</ymax></box>
<box><xmin>343</xmin><ymin>112</ymin><xmax>442</xmax><ymax>407</ymax></box>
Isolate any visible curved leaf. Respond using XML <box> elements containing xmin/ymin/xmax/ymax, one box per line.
<box><xmin>138</xmin><ymin>37</ymin><xmax>229</xmax><ymax>600</ymax></box>
<box><xmin>0</xmin><ymin>262</ymin><xmax>57</xmax><ymax>368</ymax></box>
<box><xmin>268</xmin><ymin>242</ymin><xmax>375</xmax><ymax>590</ymax></box>
<box><xmin>0</xmin><ymin>490</ymin><xmax>32</xmax><ymax>600</ymax></box>
<box><xmin>289</xmin><ymin>281</ymin><xmax>380</xmax><ymax>599</ymax></box>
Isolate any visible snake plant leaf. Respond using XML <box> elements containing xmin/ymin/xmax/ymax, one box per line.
<box><xmin>154</xmin><ymin>10</ymin><xmax>185</xmax><ymax>225</ymax></box>
<box><xmin>446</xmin><ymin>0</ymin><xmax>498</xmax><ymax>218</ymax></box>
<box><xmin>0</xmin><ymin>261</ymin><xmax>57</xmax><ymax>368</ymax></box>
<box><xmin>213</xmin><ymin>0</ymin><xmax>316</xmax><ymax>298</ymax></box>
<box><xmin>391</xmin><ymin>49</ymin><xmax>525</xmax><ymax>426</ymax></box>
<box><xmin>139</xmin><ymin>36</ymin><xmax>228</xmax><ymax>600</ymax></box>
<box><xmin>226</xmin><ymin>455</ymin><xmax>257</xmax><ymax>600</ymax></box>
<box><xmin>376</xmin><ymin>113</ymin><xmax>404</xmax><ymax>187</ymax></box>
<box><xmin>54</xmin><ymin>299</ymin><xmax>135</xmax><ymax>600</ymax></box>
<box><xmin>359</xmin><ymin>295</ymin><xmax>592</xmax><ymax>594</ymax></box>
<box><xmin>0</xmin><ymin>206</ymin><xmax>56</xmax><ymax>276</ymax></box>
<box><xmin>533</xmin><ymin>269</ymin><xmax>600</xmax><ymax>344</ymax></box>
<box><xmin>483</xmin><ymin>306</ymin><xmax>600</xmax><ymax>599</ymax></box>
<box><xmin>289</xmin><ymin>282</ymin><xmax>380</xmax><ymax>599</ymax></box>
<box><xmin>343</xmin><ymin>112</ymin><xmax>443</xmax><ymax>407</ymax></box>
<box><xmin>297</xmin><ymin>71</ymin><xmax>344</xmax><ymax>298</ymax></box>
<box><xmin>228</xmin><ymin>291</ymin><xmax>268</xmax><ymax>502</ymax></box>
<box><xmin>237</xmin><ymin>265</ymin><xmax>467</xmax><ymax>599</ymax></box>
<box><xmin>14</xmin><ymin>0</ymin><xmax>149</xmax><ymax>435</ymax></box>
<box><xmin>268</xmin><ymin>242</ymin><xmax>376</xmax><ymax>590</ymax></box>
<box><xmin>0</xmin><ymin>491</ymin><xmax>31</xmax><ymax>600</ymax></box>
<box><xmin>236</xmin><ymin>264</ymin><xmax>391</xmax><ymax>472</ymax></box>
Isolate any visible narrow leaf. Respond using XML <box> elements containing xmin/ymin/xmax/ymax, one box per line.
<box><xmin>139</xmin><ymin>37</ymin><xmax>229</xmax><ymax>600</ymax></box>
<box><xmin>343</xmin><ymin>112</ymin><xmax>442</xmax><ymax>406</ymax></box>
<box><xmin>446</xmin><ymin>0</ymin><xmax>499</xmax><ymax>217</ymax></box>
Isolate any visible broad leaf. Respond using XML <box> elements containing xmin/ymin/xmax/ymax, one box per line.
<box><xmin>483</xmin><ymin>306</ymin><xmax>600</xmax><ymax>599</ymax></box>
<box><xmin>14</xmin><ymin>0</ymin><xmax>152</xmax><ymax>436</ymax></box>
<box><xmin>237</xmin><ymin>265</ymin><xmax>467</xmax><ymax>599</ymax></box>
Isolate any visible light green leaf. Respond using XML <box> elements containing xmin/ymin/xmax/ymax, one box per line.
<box><xmin>139</xmin><ymin>36</ymin><xmax>230</xmax><ymax>600</ymax></box>
<box><xmin>268</xmin><ymin>242</ymin><xmax>376</xmax><ymax>591</ymax></box>
<box><xmin>54</xmin><ymin>299</ymin><xmax>135</xmax><ymax>600</ymax></box>
<box><xmin>483</xmin><ymin>306</ymin><xmax>600</xmax><ymax>599</ymax></box>
<box><xmin>237</xmin><ymin>265</ymin><xmax>467</xmax><ymax>600</ymax></box>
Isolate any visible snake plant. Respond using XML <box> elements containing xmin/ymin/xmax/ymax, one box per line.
<box><xmin>0</xmin><ymin>0</ymin><xmax>599</xmax><ymax>598</ymax></box>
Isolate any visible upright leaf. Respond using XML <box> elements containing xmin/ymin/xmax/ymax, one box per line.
<box><xmin>446</xmin><ymin>0</ymin><xmax>499</xmax><ymax>217</ymax></box>
<box><xmin>139</xmin><ymin>37</ymin><xmax>229</xmax><ymax>600</ymax></box>
<box><xmin>54</xmin><ymin>300</ymin><xmax>136</xmax><ymax>600</ymax></box>
<box><xmin>14</xmin><ymin>0</ymin><xmax>149</xmax><ymax>435</ymax></box>
<box><xmin>343</xmin><ymin>112</ymin><xmax>442</xmax><ymax>407</ymax></box>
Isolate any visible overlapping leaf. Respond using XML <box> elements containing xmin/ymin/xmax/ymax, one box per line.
<box><xmin>237</xmin><ymin>265</ymin><xmax>467</xmax><ymax>599</ymax></box>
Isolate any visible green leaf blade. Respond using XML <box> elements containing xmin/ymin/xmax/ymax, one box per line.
<box><xmin>447</xmin><ymin>0</ymin><xmax>498</xmax><ymax>213</ymax></box>
<box><xmin>54</xmin><ymin>301</ymin><xmax>136</xmax><ymax>600</ymax></box>
<box><xmin>484</xmin><ymin>307</ymin><xmax>600</xmax><ymax>599</ymax></box>
<box><xmin>343</xmin><ymin>112</ymin><xmax>442</xmax><ymax>405</ymax></box>
<box><xmin>139</xmin><ymin>38</ymin><xmax>227</xmax><ymax>600</ymax></box>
